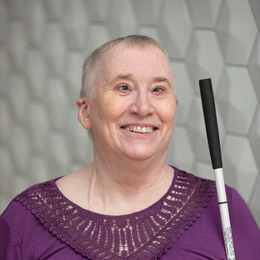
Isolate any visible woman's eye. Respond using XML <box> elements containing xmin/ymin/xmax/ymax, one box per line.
<box><xmin>153</xmin><ymin>87</ymin><xmax>164</xmax><ymax>93</ymax></box>
<box><xmin>118</xmin><ymin>85</ymin><xmax>130</xmax><ymax>91</ymax></box>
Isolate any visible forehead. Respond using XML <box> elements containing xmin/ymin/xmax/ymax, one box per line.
<box><xmin>96</xmin><ymin>42</ymin><xmax>173</xmax><ymax>83</ymax></box>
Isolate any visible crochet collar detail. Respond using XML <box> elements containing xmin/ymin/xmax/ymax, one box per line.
<box><xmin>16</xmin><ymin>167</ymin><xmax>215</xmax><ymax>259</ymax></box>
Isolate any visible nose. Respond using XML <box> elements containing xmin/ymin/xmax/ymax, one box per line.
<box><xmin>129</xmin><ymin>90</ymin><xmax>155</xmax><ymax>117</ymax></box>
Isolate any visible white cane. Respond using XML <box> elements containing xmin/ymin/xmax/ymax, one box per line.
<box><xmin>199</xmin><ymin>78</ymin><xmax>236</xmax><ymax>260</ymax></box>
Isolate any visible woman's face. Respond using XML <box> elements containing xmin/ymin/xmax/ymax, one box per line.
<box><xmin>85</xmin><ymin>43</ymin><xmax>178</xmax><ymax>162</ymax></box>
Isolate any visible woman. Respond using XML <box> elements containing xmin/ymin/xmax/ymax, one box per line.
<box><xmin>1</xmin><ymin>35</ymin><xmax>260</xmax><ymax>259</ymax></box>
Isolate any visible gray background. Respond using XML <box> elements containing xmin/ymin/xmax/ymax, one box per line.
<box><xmin>0</xmin><ymin>0</ymin><xmax>260</xmax><ymax>227</ymax></box>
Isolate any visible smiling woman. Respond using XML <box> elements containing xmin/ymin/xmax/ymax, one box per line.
<box><xmin>78</xmin><ymin>40</ymin><xmax>177</xmax><ymax>167</ymax></box>
<box><xmin>1</xmin><ymin>35</ymin><xmax>260</xmax><ymax>260</ymax></box>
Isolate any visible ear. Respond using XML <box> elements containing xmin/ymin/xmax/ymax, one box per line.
<box><xmin>76</xmin><ymin>97</ymin><xmax>92</xmax><ymax>130</ymax></box>
<box><xmin>176</xmin><ymin>97</ymin><xmax>179</xmax><ymax>106</ymax></box>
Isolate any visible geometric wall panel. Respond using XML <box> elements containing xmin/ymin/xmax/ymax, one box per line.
<box><xmin>7</xmin><ymin>21</ymin><xmax>28</xmax><ymax>70</ymax></box>
<box><xmin>171</xmin><ymin>61</ymin><xmax>193</xmax><ymax>124</ymax></box>
<box><xmin>5</xmin><ymin>0</ymin><xmax>26</xmax><ymax>19</ymax></box>
<box><xmin>250</xmin><ymin>106</ymin><xmax>260</xmax><ymax>168</ymax></box>
<box><xmin>66</xmin><ymin>107</ymin><xmax>93</xmax><ymax>164</ymax></box>
<box><xmin>109</xmin><ymin>0</ymin><xmax>136</xmax><ymax>39</ymax></box>
<box><xmin>63</xmin><ymin>0</ymin><xmax>89</xmax><ymax>50</ymax></box>
<box><xmin>28</xmin><ymin>155</ymin><xmax>50</xmax><ymax>184</ymax></box>
<box><xmin>249</xmin><ymin>34</ymin><xmax>260</xmax><ymax>99</ymax></box>
<box><xmin>25</xmin><ymin>0</ymin><xmax>46</xmax><ymax>47</ymax></box>
<box><xmin>65</xmin><ymin>52</ymin><xmax>85</xmax><ymax>104</ymax></box>
<box><xmin>46</xmin><ymin>78</ymin><xmax>69</xmax><ymax>130</ymax></box>
<box><xmin>249</xmin><ymin>0</ymin><xmax>260</xmax><ymax>30</ymax></box>
<box><xmin>217</xmin><ymin>0</ymin><xmax>257</xmax><ymax>65</ymax></box>
<box><xmin>8</xmin><ymin>74</ymin><xmax>29</xmax><ymax>122</ymax></box>
<box><xmin>187</xmin><ymin>0</ymin><xmax>222</xmax><ymax>28</ymax></box>
<box><xmin>0</xmin><ymin>2</ymin><xmax>7</xmax><ymax>44</ymax></box>
<box><xmin>223</xmin><ymin>135</ymin><xmax>258</xmax><ymax>202</ymax></box>
<box><xmin>44</xmin><ymin>24</ymin><xmax>67</xmax><ymax>75</ymax></box>
<box><xmin>187</xmin><ymin>30</ymin><xmax>223</xmax><ymax>93</ymax></box>
<box><xmin>43</xmin><ymin>0</ymin><xmax>67</xmax><ymax>20</ymax></box>
<box><xmin>138</xmin><ymin>26</ymin><xmax>162</xmax><ymax>45</ymax></box>
<box><xmin>85</xmin><ymin>0</ymin><xmax>112</xmax><ymax>22</ymax></box>
<box><xmin>83</xmin><ymin>24</ymin><xmax>111</xmax><ymax>58</ymax></box>
<box><xmin>133</xmin><ymin>0</ymin><xmax>161</xmax><ymax>24</ymax></box>
<box><xmin>46</xmin><ymin>132</ymin><xmax>71</xmax><ymax>176</ymax></box>
<box><xmin>167</xmin><ymin>126</ymin><xmax>195</xmax><ymax>172</ymax></box>
<box><xmin>0</xmin><ymin>47</ymin><xmax>10</xmax><ymax>93</ymax></box>
<box><xmin>27</xmin><ymin>102</ymin><xmax>49</xmax><ymax>153</ymax></box>
<box><xmin>193</xmin><ymin>161</ymin><xmax>214</xmax><ymax>181</ymax></box>
<box><xmin>12</xmin><ymin>172</ymin><xmax>30</xmax><ymax>198</ymax></box>
<box><xmin>249</xmin><ymin>177</ymin><xmax>260</xmax><ymax>229</ymax></box>
<box><xmin>25</xmin><ymin>49</ymin><xmax>47</xmax><ymax>99</ymax></box>
<box><xmin>9</xmin><ymin>125</ymin><xmax>30</xmax><ymax>173</ymax></box>
<box><xmin>160</xmin><ymin>0</ymin><xmax>192</xmax><ymax>59</ymax></box>
<box><xmin>217</xmin><ymin>67</ymin><xmax>258</xmax><ymax>134</ymax></box>
<box><xmin>0</xmin><ymin>98</ymin><xmax>12</xmax><ymax>143</ymax></box>
<box><xmin>0</xmin><ymin>148</ymin><xmax>13</xmax><ymax>195</ymax></box>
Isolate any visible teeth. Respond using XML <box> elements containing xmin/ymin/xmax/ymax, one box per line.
<box><xmin>124</xmin><ymin>126</ymin><xmax>155</xmax><ymax>133</ymax></box>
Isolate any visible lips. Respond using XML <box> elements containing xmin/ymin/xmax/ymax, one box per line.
<box><xmin>122</xmin><ymin>126</ymin><xmax>157</xmax><ymax>134</ymax></box>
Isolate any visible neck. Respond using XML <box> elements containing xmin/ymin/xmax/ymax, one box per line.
<box><xmin>86</xmin><ymin>151</ymin><xmax>174</xmax><ymax>215</ymax></box>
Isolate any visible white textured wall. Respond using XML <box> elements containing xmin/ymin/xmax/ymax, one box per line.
<box><xmin>0</xmin><ymin>0</ymin><xmax>260</xmax><ymax>226</ymax></box>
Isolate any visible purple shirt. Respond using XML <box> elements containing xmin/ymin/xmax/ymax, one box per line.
<box><xmin>1</xmin><ymin>168</ymin><xmax>260</xmax><ymax>259</ymax></box>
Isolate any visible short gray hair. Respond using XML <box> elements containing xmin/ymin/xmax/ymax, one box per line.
<box><xmin>80</xmin><ymin>35</ymin><xmax>169</xmax><ymax>99</ymax></box>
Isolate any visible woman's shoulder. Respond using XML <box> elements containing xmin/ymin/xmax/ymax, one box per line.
<box><xmin>170</xmin><ymin>165</ymin><xmax>216</xmax><ymax>188</ymax></box>
<box><xmin>1</xmin><ymin>177</ymin><xmax>59</xmax><ymax>222</ymax></box>
<box><xmin>2</xmin><ymin>178</ymin><xmax>58</xmax><ymax>212</ymax></box>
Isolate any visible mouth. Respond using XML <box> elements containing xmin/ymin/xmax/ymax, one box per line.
<box><xmin>121</xmin><ymin>126</ymin><xmax>157</xmax><ymax>134</ymax></box>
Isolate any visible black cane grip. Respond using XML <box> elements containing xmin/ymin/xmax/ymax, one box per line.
<box><xmin>199</xmin><ymin>78</ymin><xmax>222</xmax><ymax>169</ymax></box>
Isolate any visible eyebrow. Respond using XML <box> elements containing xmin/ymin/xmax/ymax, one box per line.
<box><xmin>152</xmin><ymin>76</ymin><xmax>171</xmax><ymax>86</ymax></box>
<box><xmin>113</xmin><ymin>73</ymin><xmax>134</xmax><ymax>82</ymax></box>
<box><xmin>112</xmin><ymin>74</ymin><xmax>171</xmax><ymax>86</ymax></box>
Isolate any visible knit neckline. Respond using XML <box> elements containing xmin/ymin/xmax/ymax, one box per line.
<box><xmin>52</xmin><ymin>166</ymin><xmax>178</xmax><ymax>219</ymax></box>
<box><xmin>16</xmin><ymin>167</ymin><xmax>215</xmax><ymax>259</ymax></box>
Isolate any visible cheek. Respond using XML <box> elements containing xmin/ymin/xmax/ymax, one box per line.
<box><xmin>102</xmin><ymin>96</ymin><xmax>120</xmax><ymax>119</ymax></box>
<box><xmin>91</xmin><ymin>94</ymin><xmax>122</xmax><ymax>125</ymax></box>
<box><xmin>160</xmin><ymin>99</ymin><xmax>177</xmax><ymax>123</ymax></box>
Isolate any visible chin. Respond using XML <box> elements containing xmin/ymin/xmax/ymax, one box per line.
<box><xmin>122</xmin><ymin>147</ymin><xmax>157</xmax><ymax>162</ymax></box>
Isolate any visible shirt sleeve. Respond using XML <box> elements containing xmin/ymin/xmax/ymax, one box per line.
<box><xmin>228</xmin><ymin>187</ymin><xmax>260</xmax><ymax>259</ymax></box>
<box><xmin>0</xmin><ymin>214</ymin><xmax>21</xmax><ymax>260</ymax></box>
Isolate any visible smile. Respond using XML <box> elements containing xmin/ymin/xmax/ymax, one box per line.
<box><xmin>122</xmin><ymin>126</ymin><xmax>156</xmax><ymax>134</ymax></box>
